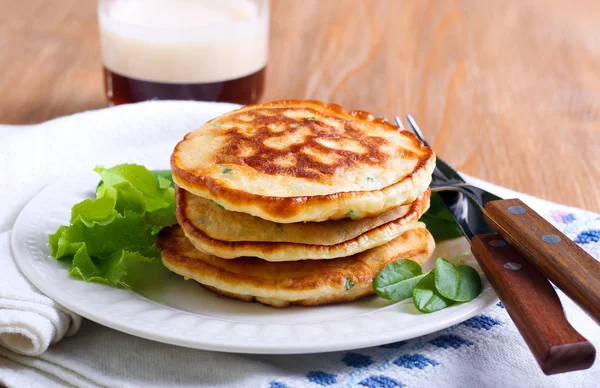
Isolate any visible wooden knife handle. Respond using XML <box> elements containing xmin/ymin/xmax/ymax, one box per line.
<box><xmin>484</xmin><ymin>199</ymin><xmax>600</xmax><ymax>323</ymax></box>
<box><xmin>471</xmin><ymin>234</ymin><xmax>595</xmax><ymax>374</ymax></box>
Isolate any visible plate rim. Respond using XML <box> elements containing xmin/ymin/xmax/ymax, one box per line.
<box><xmin>11</xmin><ymin>170</ymin><xmax>499</xmax><ymax>354</ymax></box>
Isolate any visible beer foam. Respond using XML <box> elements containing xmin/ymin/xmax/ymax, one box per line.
<box><xmin>99</xmin><ymin>0</ymin><xmax>268</xmax><ymax>83</ymax></box>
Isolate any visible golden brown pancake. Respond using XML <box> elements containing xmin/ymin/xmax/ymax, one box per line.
<box><xmin>158</xmin><ymin>225</ymin><xmax>435</xmax><ymax>308</ymax></box>
<box><xmin>177</xmin><ymin>186</ymin><xmax>431</xmax><ymax>261</ymax></box>
<box><xmin>171</xmin><ymin>100</ymin><xmax>435</xmax><ymax>223</ymax></box>
<box><xmin>176</xmin><ymin>187</ymin><xmax>430</xmax><ymax>244</ymax></box>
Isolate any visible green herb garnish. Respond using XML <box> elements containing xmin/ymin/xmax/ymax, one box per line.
<box><xmin>345</xmin><ymin>210</ymin><xmax>358</xmax><ymax>218</ymax></box>
<box><xmin>434</xmin><ymin>258</ymin><xmax>482</xmax><ymax>302</ymax></box>
<box><xmin>366</xmin><ymin>176</ymin><xmax>375</xmax><ymax>182</ymax></box>
<box><xmin>222</xmin><ymin>167</ymin><xmax>233</xmax><ymax>174</ymax></box>
<box><xmin>373</xmin><ymin>256</ymin><xmax>482</xmax><ymax>313</ymax></box>
<box><xmin>412</xmin><ymin>272</ymin><xmax>454</xmax><ymax>313</ymax></box>
<box><xmin>216</xmin><ymin>203</ymin><xmax>225</xmax><ymax>210</ymax></box>
<box><xmin>49</xmin><ymin>164</ymin><xmax>177</xmax><ymax>287</ymax></box>
<box><xmin>419</xmin><ymin>193</ymin><xmax>464</xmax><ymax>241</ymax></box>
<box><xmin>307</xmin><ymin>116</ymin><xmax>317</xmax><ymax>120</ymax></box>
<box><xmin>372</xmin><ymin>259</ymin><xmax>427</xmax><ymax>301</ymax></box>
<box><xmin>345</xmin><ymin>278</ymin><xmax>355</xmax><ymax>290</ymax></box>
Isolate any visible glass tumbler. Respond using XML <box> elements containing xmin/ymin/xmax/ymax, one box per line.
<box><xmin>98</xmin><ymin>0</ymin><xmax>269</xmax><ymax>105</ymax></box>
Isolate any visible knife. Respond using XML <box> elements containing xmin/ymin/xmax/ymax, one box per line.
<box><xmin>402</xmin><ymin>115</ymin><xmax>600</xmax><ymax>324</ymax></box>
<box><xmin>396</xmin><ymin>115</ymin><xmax>596</xmax><ymax>374</ymax></box>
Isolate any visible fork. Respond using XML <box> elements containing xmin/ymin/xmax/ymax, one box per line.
<box><xmin>397</xmin><ymin>115</ymin><xmax>600</xmax><ymax>323</ymax></box>
<box><xmin>396</xmin><ymin>114</ymin><xmax>597</xmax><ymax>374</ymax></box>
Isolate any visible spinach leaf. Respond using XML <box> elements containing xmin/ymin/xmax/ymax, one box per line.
<box><xmin>434</xmin><ymin>257</ymin><xmax>482</xmax><ymax>302</ymax></box>
<box><xmin>412</xmin><ymin>272</ymin><xmax>454</xmax><ymax>313</ymax></box>
<box><xmin>420</xmin><ymin>193</ymin><xmax>464</xmax><ymax>242</ymax></box>
<box><xmin>373</xmin><ymin>259</ymin><xmax>426</xmax><ymax>301</ymax></box>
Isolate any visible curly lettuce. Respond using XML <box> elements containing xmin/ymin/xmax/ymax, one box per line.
<box><xmin>49</xmin><ymin>164</ymin><xmax>176</xmax><ymax>287</ymax></box>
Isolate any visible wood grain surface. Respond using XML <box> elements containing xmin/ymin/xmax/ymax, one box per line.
<box><xmin>0</xmin><ymin>0</ymin><xmax>599</xmax><ymax>211</ymax></box>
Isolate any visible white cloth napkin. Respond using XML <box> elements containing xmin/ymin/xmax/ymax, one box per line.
<box><xmin>0</xmin><ymin>102</ymin><xmax>599</xmax><ymax>388</ymax></box>
<box><xmin>0</xmin><ymin>231</ymin><xmax>80</xmax><ymax>356</ymax></box>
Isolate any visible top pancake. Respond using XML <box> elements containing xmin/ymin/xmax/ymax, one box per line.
<box><xmin>172</xmin><ymin>100</ymin><xmax>435</xmax><ymax>223</ymax></box>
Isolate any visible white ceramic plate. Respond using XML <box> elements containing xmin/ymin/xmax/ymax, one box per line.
<box><xmin>12</xmin><ymin>170</ymin><xmax>498</xmax><ymax>354</ymax></box>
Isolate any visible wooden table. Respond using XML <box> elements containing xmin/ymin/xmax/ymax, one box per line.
<box><xmin>1</xmin><ymin>0</ymin><xmax>599</xmax><ymax>211</ymax></box>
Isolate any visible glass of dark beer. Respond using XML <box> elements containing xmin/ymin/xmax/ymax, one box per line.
<box><xmin>98</xmin><ymin>0</ymin><xmax>269</xmax><ymax>106</ymax></box>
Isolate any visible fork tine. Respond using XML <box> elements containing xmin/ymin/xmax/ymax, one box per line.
<box><xmin>405</xmin><ymin>115</ymin><xmax>431</xmax><ymax>148</ymax></box>
<box><xmin>393</xmin><ymin>116</ymin><xmax>405</xmax><ymax>130</ymax></box>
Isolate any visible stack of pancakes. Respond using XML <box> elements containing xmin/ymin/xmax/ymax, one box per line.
<box><xmin>158</xmin><ymin>100</ymin><xmax>437</xmax><ymax>307</ymax></box>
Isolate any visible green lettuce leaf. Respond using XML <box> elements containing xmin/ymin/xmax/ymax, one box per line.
<box><xmin>94</xmin><ymin>165</ymin><xmax>175</xmax><ymax>214</ymax></box>
<box><xmin>56</xmin><ymin>211</ymin><xmax>157</xmax><ymax>258</ymax></box>
<box><xmin>49</xmin><ymin>225</ymin><xmax>68</xmax><ymax>257</ymax></box>
<box><xmin>49</xmin><ymin>164</ymin><xmax>177</xmax><ymax>287</ymax></box>
<box><xmin>70</xmin><ymin>197</ymin><xmax>118</xmax><ymax>227</ymax></box>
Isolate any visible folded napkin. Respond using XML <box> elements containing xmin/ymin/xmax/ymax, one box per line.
<box><xmin>0</xmin><ymin>232</ymin><xmax>80</xmax><ymax>356</ymax></box>
<box><xmin>0</xmin><ymin>102</ymin><xmax>598</xmax><ymax>388</ymax></box>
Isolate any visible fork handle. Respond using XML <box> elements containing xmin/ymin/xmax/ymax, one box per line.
<box><xmin>483</xmin><ymin>199</ymin><xmax>600</xmax><ymax>323</ymax></box>
<box><xmin>471</xmin><ymin>234</ymin><xmax>595</xmax><ymax>374</ymax></box>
